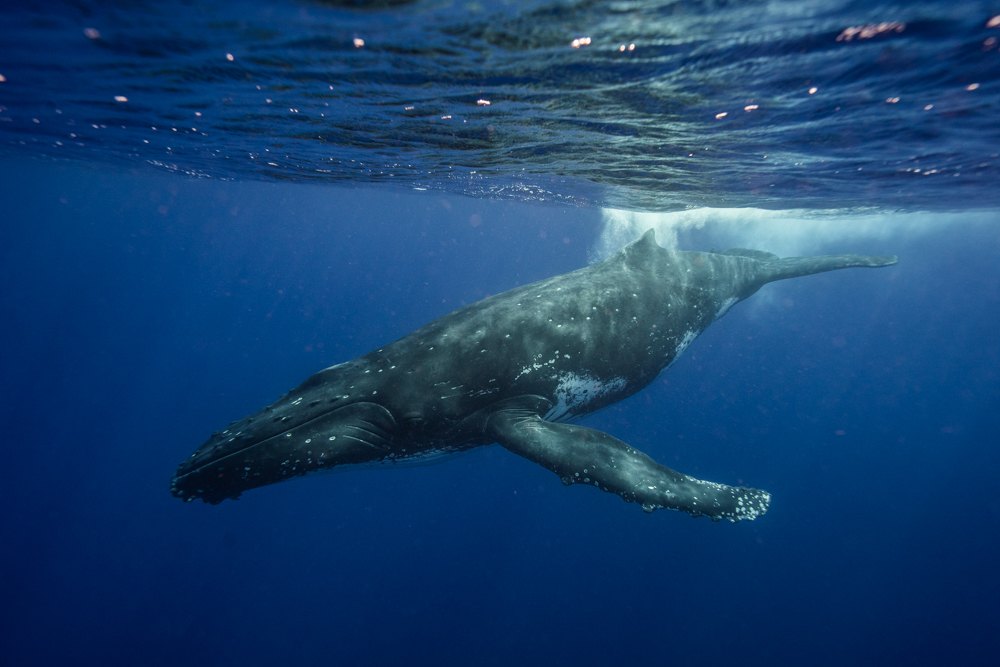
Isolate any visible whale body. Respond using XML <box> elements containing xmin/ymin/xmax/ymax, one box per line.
<box><xmin>171</xmin><ymin>229</ymin><xmax>896</xmax><ymax>522</ymax></box>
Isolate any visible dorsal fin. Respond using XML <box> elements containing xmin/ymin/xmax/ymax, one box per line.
<box><xmin>721</xmin><ymin>248</ymin><xmax>779</xmax><ymax>262</ymax></box>
<box><xmin>622</xmin><ymin>228</ymin><xmax>661</xmax><ymax>266</ymax></box>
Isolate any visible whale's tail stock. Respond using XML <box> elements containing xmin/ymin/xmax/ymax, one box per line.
<box><xmin>764</xmin><ymin>252</ymin><xmax>898</xmax><ymax>283</ymax></box>
<box><xmin>771</xmin><ymin>255</ymin><xmax>899</xmax><ymax>280</ymax></box>
<box><xmin>721</xmin><ymin>247</ymin><xmax>898</xmax><ymax>289</ymax></box>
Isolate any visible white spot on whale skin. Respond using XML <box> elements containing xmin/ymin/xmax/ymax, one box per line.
<box><xmin>514</xmin><ymin>356</ymin><xmax>558</xmax><ymax>381</ymax></box>
<box><xmin>544</xmin><ymin>373</ymin><xmax>627</xmax><ymax>422</ymax></box>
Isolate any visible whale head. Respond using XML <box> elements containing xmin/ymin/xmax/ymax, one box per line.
<box><xmin>172</xmin><ymin>366</ymin><xmax>396</xmax><ymax>503</ymax></box>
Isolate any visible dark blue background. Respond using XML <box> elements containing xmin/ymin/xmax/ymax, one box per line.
<box><xmin>2</xmin><ymin>160</ymin><xmax>998</xmax><ymax>666</ymax></box>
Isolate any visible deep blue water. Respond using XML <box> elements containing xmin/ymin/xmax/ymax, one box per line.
<box><xmin>2</xmin><ymin>2</ymin><xmax>1000</xmax><ymax>666</ymax></box>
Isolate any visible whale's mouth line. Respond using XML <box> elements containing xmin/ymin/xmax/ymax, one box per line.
<box><xmin>172</xmin><ymin>409</ymin><xmax>340</xmax><ymax>483</ymax></box>
<box><xmin>173</xmin><ymin>428</ymin><xmax>293</xmax><ymax>482</ymax></box>
<box><xmin>172</xmin><ymin>400</ymin><xmax>397</xmax><ymax>488</ymax></box>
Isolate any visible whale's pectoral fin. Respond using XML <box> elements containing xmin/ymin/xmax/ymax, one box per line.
<box><xmin>486</xmin><ymin>402</ymin><xmax>769</xmax><ymax>522</ymax></box>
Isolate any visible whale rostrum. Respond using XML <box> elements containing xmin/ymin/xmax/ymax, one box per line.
<box><xmin>172</xmin><ymin>229</ymin><xmax>897</xmax><ymax>522</ymax></box>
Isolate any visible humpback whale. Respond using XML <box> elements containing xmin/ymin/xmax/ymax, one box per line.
<box><xmin>172</xmin><ymin>230</ymin><xmax>896</xmax><ymax>522</ymax></box>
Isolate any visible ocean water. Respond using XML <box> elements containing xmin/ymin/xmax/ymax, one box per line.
<box><xmin>1</xmin><ymin>1</ymin><xmax>998</xmax><ymax>666</ymax></box>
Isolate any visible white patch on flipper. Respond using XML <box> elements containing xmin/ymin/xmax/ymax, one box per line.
<box><xmin>673</xmin><ymin>330</ymin><xmax>698</xmax><ymax>360</ymax></box>
<box><xmin>716</xmin><ymin>297</ymin><xmax>738</xmax><ymax>319</ymax></box>
<box><xmin>544</xmin><ymin>373</ymin><xmax>627</xmax><ymax>422</ymax></box>
<box><xmin>320</xmin><ymin>361</ymin><xmax>350</xmax><ymax>372</ymax></box>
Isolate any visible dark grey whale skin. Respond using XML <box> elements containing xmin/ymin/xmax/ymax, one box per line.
<box><xmin>171</xmin><ymin>229</ymin><xmax>896</xmax><ymax>522</ymax></box>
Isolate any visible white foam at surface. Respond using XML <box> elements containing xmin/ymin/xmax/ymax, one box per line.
<box><xmin>592</xmin><ymin>207</ymin><xmax>996</xmax><ymax>260</ymax></box>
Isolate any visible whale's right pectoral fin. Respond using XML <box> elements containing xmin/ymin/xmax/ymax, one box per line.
<box><xmin>486</xmin><ymin>401</ymin><xmax>770</xmax><ymax>522</ymax></box>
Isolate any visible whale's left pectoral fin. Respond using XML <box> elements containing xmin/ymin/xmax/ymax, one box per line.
<box><xmin>486</xmin><ymin>403</ymin><xmax>770</xmax><ymax>522</ymax></box>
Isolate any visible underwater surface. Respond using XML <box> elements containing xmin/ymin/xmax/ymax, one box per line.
<box><xmin>3</xmin><ymin>0</ymin><xmax>1000</xmax><ymax>210</ymax></box>
<box><xmin>1</xmin><ymin>1</ymin><xmax>999</xmax><ymax>665</ymax></box>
